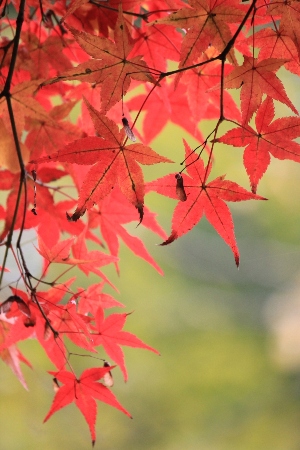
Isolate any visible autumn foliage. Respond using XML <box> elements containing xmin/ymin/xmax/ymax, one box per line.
<box><xmin>1</xmin><ymin>0</ymin><xmax>300</xmax><ymax>444</ymax></box>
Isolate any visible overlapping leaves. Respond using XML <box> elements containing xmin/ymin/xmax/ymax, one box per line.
<box><xmin>2</xmin><ymin>0</ymin><xmax>300</xmax><ymax>445</ymax></box>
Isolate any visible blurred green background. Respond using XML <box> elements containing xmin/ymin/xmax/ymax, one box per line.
<box><xmin>2</xmin><ymin>69</ymin><xmax>300</xmax><ymax>450</ymax></box>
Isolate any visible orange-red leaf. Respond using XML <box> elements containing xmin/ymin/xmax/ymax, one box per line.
<box><xmin>92</xmin><ymin>308</ymin><xmax>159</xmax><ymax>381</ymax></box>
<box><xmin>216</xmin><ymin>97</ymin><xmax>300</xmax><ymax>193</ymax></box>
<box><xmin>31</xmin><ymin>100</ymin><xmax>172</xmax><ymax>222</ymax></box>
<box><xmin>44</xmin><ymin>367</ymin><xmax>131</xmax><ymax>445</ymax></box>
<box><xmin>44</xmin><ymin>8</ymin><xmax>156</xmax><ymax>112</ymax></box>
<box><xmin>223</xmin><ymin>56</ymin><xmax>298</xmax><ymax>125</ymax></box>
<box><xmin>148</xmin><ymin>140</ymin><xmax>266</xmax><ymax>266</ymax></box>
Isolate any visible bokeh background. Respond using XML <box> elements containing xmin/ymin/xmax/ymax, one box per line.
<box><xmin>2</xmin><ymin>69</ymin><xmax>300</xmax><ymax>450</ymax></box>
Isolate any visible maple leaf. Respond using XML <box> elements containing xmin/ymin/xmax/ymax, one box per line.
<box><xmin>25</xmin><ymin>100</ymin><xmax>83</xmax><ymax>160</ymax></box>
<box><xmin>0</xmin><ymin>318</ymin><xmax>32</xmax><ymax>389</ymax></box>
<box><xmin>44</xmin><ymin>366</ymin><xmax>131</xmax><ymax>445</ymax></box>
<box><xmin>37</xmin><ymin>233</ymin><xmax>117</xmax><ymax>288</ymax></box>
<box><xmin>46</xmin><ymin>300</ymin><xmax>94</xmax><ymax>352</ymax></box>
<box><xmin>127</xmin><ymin>79</ymin><xmax>204</xmax><ymax>144</ymax></box>
<box><xmin>223</xmin><ymin>56</ymin><xmax>298</xmax><ymax>125</ymax></box>
<box><xmin>0</xmin><ymin>118</ymin><xmax>29</xmax><ymax>172</ymax></box>
<box><xmin>131</xmin><ymin>20</ymin><xmax>182</xmax><ymax>71</ymax></box>
<box><xmin>62</xmin><ymin>0</ymin><xmax>143</xmax><ymax>35</ymax></box>
<box><xmin>92</xmin><ymin>308</ymin><xmax>159</xmax><ymax>381</ymax></box>
<box><xmin>0</xmin><ymin>80</ymin><xmax>56</xmax><ymax>138</ymax></box>
<box><xmin>88</xmin><ymin>186</ymin><xmax>167</xmax><ymax>274</ymax></box>
<box><xmin>268</xmin><ymin>0</ymin><xmax>300</xmax><ymax>61</ymax></box>
<box><xmin>31</xmin><ymin>100</ymin><xmax>172</xmax><ymax>222</ymax></box>
<box><xmin>246</xmin><ymin>27</ymin><xmax>300</xmax><ymax>76</ymax></box>
<box><xmin>0</xmin><ymin>165</ymin><xmax>69</xmax><ymax>242</ymax></box>
<box><xmin>180</xmin><ymin>47</ymin><xmax>241</xmax><ymax>123</ymax></box>
<box><xmin>20</xmin><ymin>30</ymin><xmax>73</xmax><ymax>79</ymax></box>
<box><xmin>216</xmin><ymin>97</ymin><xmax>300</xmax><ymax>193</ymax></box>
<box><xmin>0</xmin><ymin>288</ymin><xmax>68</xmax><ymax>369</ymax></box>
<box><xmin>4</xmin><ymin>0</ymin><xmax>300</xmax><ymax>441</ymax></box>
<box><xmin>35</xmin><ymin>199</ymin><xmax>85</xmax><ymax>250</ymax></box>
<box><xmin>72</xmin><ymin>229</ymin><xmax>119</xmax><ymax>289</ymax></box>
<box><xmin>148</xmin><ymin>140</ymin><xmax>266</xmax><ymax>266</ymax></box>
<box><xmin>153</xmin><ymin>0</ymin><xmax>247</xmax><ymax>69</ymax></box>
<box><xmin>77</xmin><ymin>282</ymin><xmax>124</xmax><ymax>317</ymax></box>
<box><xmin>44</xmin><ymin>7</ymin><xmax>156</xmax><ymax>112</ymax></box>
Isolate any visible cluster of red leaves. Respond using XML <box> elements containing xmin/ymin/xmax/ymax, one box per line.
<box><xmin>1</xmin><ymin>0</ymin><xmax>300</xmax><ymax>444</ymax></box>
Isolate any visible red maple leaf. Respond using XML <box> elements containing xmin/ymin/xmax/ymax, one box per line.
<box><xmin>44</xmin><ymin>366</ymin><xmax>131</xmax><ymax>445</ymax></box>
<box><xmin>153</xmin><ymin>0</ymin><xmax>247</xmax><ymax>69</ymax></box>
<box><xmin>46</xmin><ymin>300</ymin><xmax>94</xmax><ymax>352</ymax></box>
<box><xmin>88</xmin><ymin>186</ymin><xmax>167</xmax><ymax>274</ymax></box>
<box><xmin>20</xmin><ymin>28</ymin><xmax>73</xmax><ymax>79</ymax></box>
<box><xmin>0</xmin><ymin>165</ymin><xmax>70</xmax><ymax>242</ymax></box>
<box><xmin>0</xmin><ymin>80</ymin><xmax>55</xmax><ymax>138</ymax></box>
<box><xmin>127</xmin><ymin>78</ymin><xmax>204</xmax><ymax>145</ymax></box>
<box><xmin>37</xmin><ymin>232</ymin><xmax>117</xmax><ymax>288</ymax></box>
<box><xmin>180</xmin><ymin>47</ymin><xmax>241</xmax><ymax>123</ymax></box>
<box><xmin>245</xmin><ymin>27</ymin><xmax>300</xmax><ymax>76</ymax></box>
<box><xmin>216</xmin><ymin>97</ymin><xmax>300</xmax><ymax>193</ymax></box>
<box><xmin>147</xmin><ymin>139</ymin><xmax>266</xmax><ymax>266</ymax></box>
<box><xmin>131</xmin><ymin>19</ymin><xmax>181</xmax><ymax>71</ymax></box>
<box><xmin>77</xmin><ymin>282</ymin><xmax>124</xmax><ymax>317</ymax></box>
<box><xmin>25</xmin><ymin>100</ymin><xmax>83</xmax><ymax>160</ymax></box>
<box><xmin>223</xmin><ymin>56</ymin><xmax>298</xmax><ymax>125</ymax></box>
<box><xmin>92</xmin><ymin>307</ymin><xmax>159</xmax><ymax>381</ymax></box>
<box><xmin>31</xmin><ymin>99</ymin><xmax>172</xmax><ymax>222</ymax></box>
<box><xmin>44</xmin><ymin>7</ymin><xmax>156</xmax><ymax>112</ymax></box>
<box><xmin>62</xmin><ymin>0</ymin><xmax>144</xmax><ymax>35</ymax></box>
<box><xmin>0</xmin><ymin>317</ymin><xmax>32</xmax><ymax>389</ymax></box>
<box><xmin>0</xmin><ymin>287</ymin><xmax>69</xmax><ymax>369</ymax></box>
<box><xmin>4</xmin><ymin>1</ymin><xmax>300</xmax><ymax>442</ymax></box>
<box><xmin>268</xmin><ymin>0</ymin><xmax>300</xmax><ymax>61</ymax></box>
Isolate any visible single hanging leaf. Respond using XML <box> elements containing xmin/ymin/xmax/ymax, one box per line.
<box><xmin>44</xmin><ymin>367</ymin><xmax>131</xmax><ymax>445</ymax></box>
<box><xmin>148</xmin><ymin>140</ymin><xmax>266</xmax><ymax>266</ymax></box>
<box><xmin>216</xmin><ymin>97</ymin><xmax>300</xmax><ymax>193</ymax></box>
<box><xmin>92</xmin><ymin>307</ymin><xmax>159</xmax><ymax>381</ymax></box>
<box><xmin>223</xmin><ymin>56</ymin><xmax>298</xmax><ymax>125</ymax></box>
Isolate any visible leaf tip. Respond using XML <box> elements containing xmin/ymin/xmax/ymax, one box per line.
<box><xmin>136</xmin><ymin>203</ymin><xmax>144</xmax><ymax>225</ymax></box>
<box><xmin>66</xmin><ymin>208</ymin><xmax>86</xmax><ymax>222</ymax></box>
<box><xmin>160</xmin><ymin>232</ymin><xmax>177</xmax><ymax>246</ymax></box>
